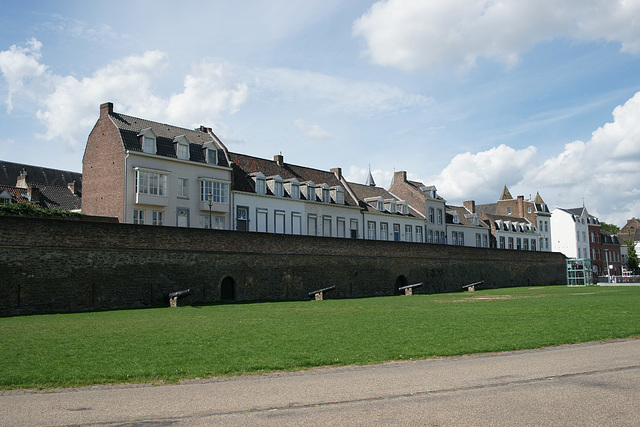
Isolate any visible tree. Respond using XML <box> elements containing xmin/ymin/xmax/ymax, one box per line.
<box><xmin>600</xmin><ymin>222</ymin><xmax>620</xmax><ymax>234</ymax></box>
<box><xmin>624</xmin><ymin>237</ymin><xmax>639</xmax><ymax>275</ymax></box>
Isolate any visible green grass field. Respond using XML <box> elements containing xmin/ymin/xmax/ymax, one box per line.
<box><xmin>1</xmin><ymin>285</ymin><xmax>639</xmax><ymax>390</ymax></box>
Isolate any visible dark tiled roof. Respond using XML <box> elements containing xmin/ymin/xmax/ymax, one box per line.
<box><xmin>0</xmin><ymin>160</ymin><xmax>81</xmax><ymax>187</ymax></box>
<box><xmin>475</xmin><ymin>203</ymin><xmax>497</xmax><ymax>215</ymax></box>
<box><xmin>0</xmin><ymin>184</ymin><xmax>80</xmax><ymax>211</ymax></box>
<box><xmin>349</xmin><ymin>182</ymin><xmax>422</xmax><ymax>218</ymax></box>
<box><xmin>228</xmin><ymin>152</ymin><xmax>355</xmax><ymax>206</ymax></box>
<box><xmin>445</xmin><ymin>205</ymin><xmax>488</xmax><ymax>228</ymax></box>
<box><xmin>108</xmin><ymin>113</ymin><xmax>228</xmax><ymax>167</ymax></box>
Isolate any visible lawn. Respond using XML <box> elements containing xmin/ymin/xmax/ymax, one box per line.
<box><xmin>1</xmin><ymin>285</ymin><xmax>639</xmax><ymax>390</ymax></box>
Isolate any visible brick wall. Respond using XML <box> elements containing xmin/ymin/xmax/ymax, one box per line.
<box><xmin>82</xmin><ymin>102</ymin><xmax>125</xmax><ymax>221</ymax></box>
<box><xmin>0</xmin><ymin>215</ymin><xmax>567</xmax><ymax>316</ymax></box>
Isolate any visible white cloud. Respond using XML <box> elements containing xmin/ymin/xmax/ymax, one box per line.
<box><xmin>292</xmin><ymin>119</ymin><xmax>334</xmax><ymax>140</ymax></box>
<box><xmin>0</xmin><ymin>38</ymin><xmax>48</xmax><ymax>112</ymax></box>
<box><xmin>353</xmin><ymin>0</ymin><xmax>640</xmax><ymax>71</ymax></box>
<box><xmin>255</xmin><ymin>67</ymin><xmax>433</xmax><ymax>116</ymax></box>
<box><xmin>429</xmin><ymin>144</ymin><xmax>537</xmax><ymax>202</ymax></box>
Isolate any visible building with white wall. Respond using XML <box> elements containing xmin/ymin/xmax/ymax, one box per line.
<box><xmin>551</xmin><ymin>206</ymin><xmax>591</xmax><ymax>259</ymax></box>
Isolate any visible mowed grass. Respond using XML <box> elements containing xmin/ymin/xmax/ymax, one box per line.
<box><xmin>1</xmin><ymin>285</ymin><xmax>640</xmax><ymax>390</ymax></box>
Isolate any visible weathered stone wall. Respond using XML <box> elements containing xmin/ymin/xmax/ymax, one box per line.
<box><xmin>0</xmin><ymin>216</ymin><xmax>567</xmax><ymax>316</ymax></box>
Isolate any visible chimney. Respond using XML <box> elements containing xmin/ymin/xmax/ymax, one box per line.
<box><xmin>331</xmin><ymin>167</ymin><xmax>342</xmax><ymax>179</ymax></box>
<box><xmin>517</xmin><ymin>195</ymin><xmax>524</xmax><ymax>217</ymax></box>
<box><xmin>100</xmin><ymin>102</ymin><xmax>113</xmax><ymax>118</ymax></box>
<box><xmin>16</xmin><ymin>170</ymin><xmax>29</xmax><ymax>189</ymax></box>
<box><xmin>196</xmin><ymin>125</ymin><xmax>212</xmax><ymax>133</ymax></box>
<box><xmin>28</xmin><ymin>186</ymin><xmax>40</xmax><ymax>204</ymax></box>
<box><xmin>394</xmin><ymin>171</ymin><xmax>407</xmax><ymax>183</ymax></box>
<box><xmin>464</xmin><ymin>200</ymin><xmax>476</xmax><ymax>214</ymax></box>
<box><xmin>274</xmin><ymin>153</ymin><xmax>284</xmax><ymax>166</ymax></box>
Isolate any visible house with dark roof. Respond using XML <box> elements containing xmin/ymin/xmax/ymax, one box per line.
<box><xmin>389</xmin><ymin>171</ymin><xmax>447</xmax><ymax>243</ymax></box>
<box><xmin>474</xmin><ymin>185</ymin><xmax>551</xmax><ymax>251</ymax></box>
<box><xmin>83</xmin><ymin>102</ymin><xmax>232</xmax><ymax>228</ymax></box>
<box><xmin>550</xmin><ymin>206</ymin><xmax>591</xmax><ymax>259</ymax></box>
<box><xmin>0</xmin><ymin>162</ymin><xmax>81</xmax><ymax>211</ymax></box>
<box><xmin>445</xmin><ymin>204</ymin><xmax>490</xmax><ymax>248</ymax></box>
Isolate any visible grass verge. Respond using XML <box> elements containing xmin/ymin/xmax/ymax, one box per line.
<box><xmin>1</xmin><ymin>285</ymin><xmax>639</xmax><ymax>390</ymax></box>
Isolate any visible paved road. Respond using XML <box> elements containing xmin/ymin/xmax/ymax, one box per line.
<box><xmin>2</xmin><ymin>339</ymin><xmax>639</xmax><ymax>426</ymax></box>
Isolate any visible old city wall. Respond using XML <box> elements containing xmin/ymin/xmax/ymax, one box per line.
<box><xmin>0</xmin><ymin>216</ymin><xmax>567</xmax><ymax>316</ymax></box>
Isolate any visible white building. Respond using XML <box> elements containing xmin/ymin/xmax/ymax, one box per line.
<box><xmin>551</xmin><ymin>207</ymin><xmax>591</xmax><ymax>259</ymax></box>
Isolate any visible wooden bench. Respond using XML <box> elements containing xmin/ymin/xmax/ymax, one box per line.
<box><xmin>308</xmin><ymin>285</ymin><xmax>336</xmax><ymax>300</ymax></box>
<box><xmin>398</xmin><ymin>282</ymin><xmax>424</xmax><ymax>295</ymax></box>
<box><xmin>462</xmin><ymin>281</ymin><xmax>483</xmax><ymax>292</ymax></box>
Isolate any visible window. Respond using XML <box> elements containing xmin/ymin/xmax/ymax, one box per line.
<box><xmin>517</xmin><ymin>238</ymin><xmax>522</xmax><ymax>250</ymax></box>
<box><xmin>323</xmin><ymin>216</ymin><xmax>332</xmax><ymax>237</ymax></box>
<box><xmin>308</xmin><ymin>214</ymin><xmax>317</xmax><ymax>236</ymax></box>
<box><xmin>256</xmin><ymin>177</ymin><xmax>266</xmax><ymax>195</ymax></box>
<box><xmin>393</xmin><ymin>224</ymin><xmax>400</xmax><ymax>241</ymax></box>
<box><xmin>214</xmin><ymin>216</ymin><xmax>225</xmax><ymax>230</ymax></box>
<box><xmin>434</xmin><ymin>231</ymin><xmax>439</xmax><ymax>243</ymax></box>
<box><xmin>292</xmin><ymin>212</ymin><xmax>302</xmax><ymax>235</ymax></box>
<box><xmin>177</xmin><ymin>143</ymin><xmax>189</xmax><ymax>160</ymax></box>
<box><xmin>429</xmin><ymin>208</ymin><xmax>435</xmax><ymax>223</ymax></box>
<box><xmin>333</xmin><ymin>187</ymin><xmax>344</xmax><ymax>205</ymax></box>
<box><xmin>275</xmin><ymin>210</ymin><xmax>285</xmax><ymax>234</ymax></box>
<box><xmin>527</xmin><ymin>206</ymin><xmax>532</xmax><ymax>213</ymax></box>
<box><xmin>178</xmin><ymin>178</ymin><xmax>189</xmax><ymax>198</ymax></box>
<box><xmin>507</xmin><ymin>208</ymin><xmax>512</xmax><ymax>214</ymax></box>
<box><xmin>368</xmin><ymin>221</ymin><xmax>376</xmax><ymax>240</ymax></box>
<box><xmin>152</xmin><ymin>211</ymin><xmax>163</xmax><ymax>226</ymax></box>
<box><xmin>133</xmin><ymin>209</ymin><xmax>144</xmax><ymax>224</ymax></box>
<box><xmin>459</xmin><ymin>233</ymin><xmax>464</xmax><ymax>246</ymax></box>
<box><xmin>305</xmin><ymin>183</ymin><xmax>316</xmax><ymax>201</ymax></box>
<box><xmin>416</xmin><ymin>226</ymin><xmax>423</xmax><ymax>243</ymax></box>
<box><xmin>500</xmin><ymin>236</ymin><xmax>505</xmax><ymax>249</ymax></box>
<box><xmin>452</xmin><ymin>231</ymin><xmax>458</xmax><ymax>245</ymax></box>
<box><xmin>257</xmin><ymin>209</ymin><xmax>268</xmax><ymax>232</ymax></box>
<box><xmin>377</xmin><ymin>200</ymin><xmax>385</xmax><ymax>211</ymax></box>
<box><xmin>274</xmin><ymin>180</ymin><xmax>284</xmax><ymax>197</ymax></box>
<box><xmin>201</xmin><ymin>215</ymin><xmax>211</xmax><ymax>229</ymax></box>
<box><xmin>523</xmin><ymin>239</ymin><xmax>529</xmax><ymax>251</ymax></box>
<box><xmin>200</xmin><ymin>180</ymin><xmax>229</xmax><ymax>203</ymax></box>
<box><xmin>290</xmin><ymin>182</ymin><xmax>300</xmax><ymax>199</ymax></box>
<box><xmin>437</xmin><ymin>209</ymin><xmax>443</xmax><ymax>225</ymax></box>
<box><xmin>428</xmin><ymin>230</ymin><xmax>433</xmax><ymax>243</ymax></box>
<box><xmin>136</xmin><ymin>170</ymin><xmax>167</xmax><ymax>196</ymax></box>
<box><xmin>350</xmin><ymin>219</ymin><xmax>358</xmax><ymax>238</ymax></box>
<box><xmin>405</xmin><ymin>225</ymin><xmax>412</xmax><ymax>242</ymax></box>
<box><xmin>508</xmin><ymin>237</ymin><xmax>514</xmax><ymax>250</ymax></box>
<box><xmin>545</xmin><ymin>237</ymin><xmax>549</xmax><ymax>249</ymax></box>
<box><xmin>142</xmin><ymin>136</ymin><xmax>156</xmax><ymax>154</ymax></box>
<box><xmin>531</xmin><ymin>239</ymin><xmax>536</xmax><ymax>251</ymax></box>
<box><xmin>206</xmin><ymin>148</ymin><xmax>217</xmax><ymax>164</ymax></box>
<box><xmin>237</xmin><ymin>206</ymin><xmax>248</xmax><ymax>231</ymax></box>
<box><xmin>380</xmin><ymin>222</ymin><xmax>388</xmax><ymax>241</ymax></box>
<box><xmin>476</xmin><ymin>233</ymin><xmax>482</xmax><ymax>247</ymax></box>
<box><xmin>337</xmin><ymin>217</ymin><xmax>345</xmax><ymax>238</ymax></box>
<box><xmin>544</xmin><ymin>221</ymin><xmax>548</xmax><ymax>232</ymax></box>
<box><xmin>483</xmin><ymin>235</ymin><xmax>488</xmax><ymax>247</ymax></box>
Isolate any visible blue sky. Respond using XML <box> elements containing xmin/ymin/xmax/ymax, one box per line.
<box><xmin>1</xmin><ymin>0</ymin><xmax>640</xmax><ymax>226</ymax></box>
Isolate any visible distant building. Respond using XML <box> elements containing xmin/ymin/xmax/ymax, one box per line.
<box><xmin>550</xmin><ymin>206</ymin><xmax>591</xmax><ymax>259</ymax></box>
<box><xmin>0</xmin><ymin>161</ymin><xmax>81</xmax><ymax>211</ymax></box>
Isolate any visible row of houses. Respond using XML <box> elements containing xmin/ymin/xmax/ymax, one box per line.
<box><xmin>2</xmin><ymin>102</ymin><xmax>637</xmax><ymax>275</ymax></box>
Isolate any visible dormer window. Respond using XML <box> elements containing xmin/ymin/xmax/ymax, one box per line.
<box><xmin>267</xmin><ymin>175</ymin><xmax>284</xmax><ymax>197</ymax></box>
<box><xmin>316</xmin><ymin>183</ymin><xmax>331</xmax><ymax>203</ymax></box>
<box><xmin>378</xmin><ymin>200</ymin><xmax>385</xmax><ymax>211</ymax></box>
<box><xmin>303</xmin><ymin>181</ymin><xmax>315</xmax><ymax>201</ymax></box>
<box><xmin>138</xmin><ymin>128</ymin><xmax>157</xmax><ymax>154</ymax></box>
<box><xmin>400</xmin><ymin>201</ymin><xmax>409</xmax><ymax>215</ymax></box>
<box><xmin>452</xmin><ymin>211</ymin><xmax>460</xmax><ymax>224</ymax></box>
<box><xmin>252</xmin><ymin>172</ymin><xmax>267</xmax><ymax>195</ymax></box>
<box><xmin>331</xmin><ymin>186</ymin><xmax>344</xmax><ymax>205</ymax></box>
<box><xmin>286</xmin><ymin>178</ymin><xmax>300</xmax><ymax>199</ymax></box>
<box><xmin>384</xmin><ymin>199</ymin><xmax>397</xmax><ymax>213</ymax></box>
<box><xmin>173</xmin><ymin>135</ymin><xmax>190</xmax><ymax>160</ymax></box>
<box><xmin>202</xmin><ymin>141</ymin><xmax>217</xmax><ymax>165</ymax></box>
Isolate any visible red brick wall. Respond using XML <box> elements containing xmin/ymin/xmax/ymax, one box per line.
<box><xmin>82</xmin><ymin>103</ymin><xmax>125</xmax><ymax>221</ymax></box>
<box><xmin>0</xmin><ymin>215</ymin><xmax>568</xmax><ymax>316</ymax></box>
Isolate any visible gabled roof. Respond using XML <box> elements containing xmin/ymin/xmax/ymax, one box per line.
<box><xmin>228</xmin><ymin>152</ymin><xmax>356</xmax><ymax>206</ymax></box>
<box><xmin>499</xmin><ymin>186</ymin><xmax>513</xmax><ymax>200</ymax></box>
<box><xmin>349</xmin><ymin>181</ymin><xmax>421</xmax><ymax>218</ymax></box>
<box><xmin>0</xmin><ymin>184</ymin><xmax>81</xmax><ymax>211</ymax></box>
<box><xmin>445</xmin><ymin>205</ymin><xmax>488</xmax><ymax>228</ymax></box>
<box><xmin>108</xmin><ymin>112</ymin><xmax>228</xmax><ymax>167</ymax></box>
<box><xmin>0</xmin><ymin>160</ymin><xmax>81</xmax><ymax>188</ymax></box>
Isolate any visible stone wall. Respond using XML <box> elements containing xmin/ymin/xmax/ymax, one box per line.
<box><xmin>0</xmin><ymin>216</ymin><xmax>567</xmax><ymax>316</ymax></box>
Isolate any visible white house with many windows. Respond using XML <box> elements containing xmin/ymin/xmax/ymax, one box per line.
<box><xmin>83</xmin><ymin>102</ymin><xmax>232</xmax><ymax>228</ymax></box>
<box><xmin>445</xmin><ymin>205</ymin><xmax>490</xmax><ymax>248</ymax></box>
<box><xmin>551</xmin><ymin>207</ymin><xmax>591</xmax><ymax>259</ymax></box>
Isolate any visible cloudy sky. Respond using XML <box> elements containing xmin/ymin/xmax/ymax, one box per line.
<box><xmin>1</xmin><ymin>0</ymin><xmax>640</xmax><ymax>225</ymax></box>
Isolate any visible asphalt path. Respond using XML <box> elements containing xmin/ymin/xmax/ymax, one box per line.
<box><xmin>1</xmin><ymin>338</ymin><xmax>639</xmax><ymax>426</ymax></box>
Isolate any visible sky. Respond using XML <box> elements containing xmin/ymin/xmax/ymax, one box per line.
<box><xmin>1</xmin><ymin>0</ymin><xmax>640</xmax><ymax>226</ymax></box>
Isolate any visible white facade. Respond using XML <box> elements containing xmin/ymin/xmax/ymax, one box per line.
<box><xmin>551</xmin><ymin>207</ymin><xmax>590</xmax><ymax>259</ymax></box>
<box><xmin>361</xmin><ymin>204</ymin><xmax>426</xmax><ymax>243</ymax></box>
<box><xmin>124</xmin><ymin>150</ymin><xmax>232</xmax><ymax>229</ymax></box>
<box><xmin>493</xmin><ymin>219</ymin><xmax>540</xmax><ymax>251</ymax></box>
<box><xmin>536</xmin><ymin>215</ymin><xmax>553</xmax><ymax>252</ymax></box>
<box><xmin>446</xmin><ymin>209</ymin><xmax>490</xmax><ymax>248</ymax></box>
<box><xmin>423</xmin><ymin>186</ymin><xmax>447</xmax><ymax>244</ymax></box>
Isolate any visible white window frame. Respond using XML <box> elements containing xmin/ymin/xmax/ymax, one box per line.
<box><xmin>152</xmin><ymin>210</ymin><xmax>163</xmax><ymax>226</ymax></box>
<box><xmin>135</xmin><ymin>170</ymin><xmax>167</xmax><ymax>196</ymax></box>
<box><xmin>200</xmin><ymin>180</ymin><xmax>229</xmax><ymax>203</ymax></box>
<box><xmin>133</xmin><ymin>209</ymin><xmax>145</xmax><ymax>224</ymax></box>
<box><xmin>404</xmin><ymin>225</ymin><xmax>412</xmax><ymax>242</ymax></box>
<box><xmin>368</xmin><ymin>221</ymin><xmax>376</xmax><ymax>240</ymax></box>
<box><xmin>178</xmin><ymin>178</ymin><xmax>189</xmax><ymax>198</ymax></box>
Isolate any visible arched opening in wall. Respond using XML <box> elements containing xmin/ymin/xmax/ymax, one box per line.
<box><xmin>394</xmin><ymin>275</ymin><xmax>408</xmax><ymax>295</ymax></box>
<box><xmin>221</xmin><ymin>276</ymin><xmax>236</xmax><ymax>301</ymax></box>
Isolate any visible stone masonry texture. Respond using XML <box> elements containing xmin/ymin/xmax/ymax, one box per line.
<box><xmin>0</xmin><ymin>215</ymin><xmax>567</xmax><ymax>316</ymax></box>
